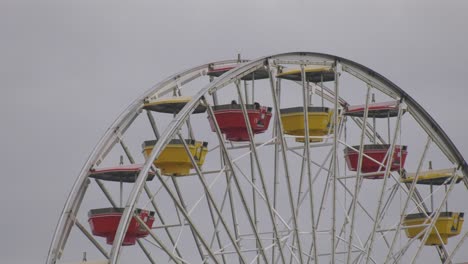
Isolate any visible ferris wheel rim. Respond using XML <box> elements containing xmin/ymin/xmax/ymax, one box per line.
<box><xmin>47</xmin><ymin>52</ymin><xmax>467</xmax><ymax>264</ymax></box>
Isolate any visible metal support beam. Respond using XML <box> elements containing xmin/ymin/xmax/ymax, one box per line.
<box><xmin>204</xmin><ymin>96</ymin><xmax>270</xmax><ymax>264</ymax></box>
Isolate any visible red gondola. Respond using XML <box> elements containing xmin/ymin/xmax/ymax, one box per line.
<box><xmin>344</xmin><ymin>144</ymin><xmax>408</xmax><ymax>179</ymax></box>
<box><xmin>208</xmin><ymin>103</ymin><xmax>272</xmax><ymax>141</ymax></box>
<box><xmin>88</xmin><ymin>208</ymin><xmax>155</xmax><ymax>245</ymax></box>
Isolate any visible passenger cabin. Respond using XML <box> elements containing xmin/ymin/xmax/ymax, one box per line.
<box><xmin>276</xmin><ymin>66</ymin><xmax>338</xmax><ymax>142</ymax></box>
<box><xmin>143</xmin><ymin>96</ymin><xmax>206</xmax><ymax>114</ymax></box>
<box><xmin>401</xmin><ymin>168</ymin><xmax>464</xmax><ymax>185</ymax></box>
<box><xmin>401</xmin><ymin>166</ymin><xmax>464</xmax><ymax>245</ymax></box>
<box><xmin>207</xmin><ymin>65</ymin><xmax>270</xmax><ymax>80</ymax></box>
<box><xmin>343</xmin><ymin>100</ymin><xmax>407</xmax><ymax>179</ymax></box>
<box><xmin>88</xmin><ymin>164</ymin><xmax>155</xmax><ymax>182</ymax></box>
<box><xmin>280</xmin><ymin>107</ymin><xmax>334</xmax><ymax>142</ymax></box>
<box><xmin>276</xmin><ymin>66</ymin><xmax>335</xmax><ymax>83</ymax></box>
<box><xmin>88</xmin><ymin>208</ymin><xmax>155</xmax><ymax>246</ymax></box>
<box><xmin>403</xmin><ymin>212</ymin><xmax>464</xmax><ymax>245</ymax></box>
<box><xmin>344</xmin><ymin>101</ymin><xmax>401</xmax><ymax>118</ymax></box>
<box><xmin>142</xmin><ymin>139</ymin><xmax>208</xmax><ymax>176</ymax></box>
<box><xmin>344</xmin><ymin>144</ymin><xmax>408</xmax><ymax>179</ymax></box>
<box><xmin>208</xmin><ymin>103</ymin><xmax>272</xmax><ymax>141</ymax></box>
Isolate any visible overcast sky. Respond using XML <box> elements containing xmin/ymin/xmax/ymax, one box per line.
<box><xmin>1</xmin><ymin>0</ymin><xmax>467</xmax><ymax>263</ymax></box>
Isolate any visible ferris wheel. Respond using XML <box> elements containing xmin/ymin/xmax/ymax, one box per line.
<box><xmin>47</xmin><ymin>52</ymin><xmax>468</xmax><ymax>264</ymax></box>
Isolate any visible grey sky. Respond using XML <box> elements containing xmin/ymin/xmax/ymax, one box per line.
<box><xmin>1</xmin><ymin>0</ymin><xmax>467</xmax><ymax>263</ymax></box>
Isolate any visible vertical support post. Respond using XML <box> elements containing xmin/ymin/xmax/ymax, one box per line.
<box><xmin>268</xmin><ymin>62</ymin><xmax>305</xmax><ymax>264</ymax></box>
<box><xmin>387</xmin><ymin>112</ymin><xmax>391</xmax><ymax>144</ymax></box>
<box><xmin>244</xmin><ymin>80</ymin><xmax>250</xmax><ymax>104</ymax></box>
<box><xmin>331</xmin><ymin>61</ymin><xmax>341</xmax><ymax>264</ymax></box>
<box><xmin>170</xmin><ymin>177</ymin><xmax>207</xmax><ymax>262</ymax></box>
<box><xmin>320</xmin><ymin>74</ymin><xmax>324</xmax><ymax>107</ymax></box>
<box><xmin>364</xmin><ymin>102</ymin><xmax>405</xmax><ymax>264</ymax></box>
<box><xmin>75</xmin><ymin>220</ymin><xmax>109</xmax><ymax>259</ymax></box>
<box><xmin>300</xmin><ymin>64</ymin><xmax>319</xmax><ymax>264</ymax></box>
<box><xmin>430</xmin><ymin>184</ymin><xmax>434</xmax><ymax>211</ymax></box>
<box><xmin>177</xmin><ymin>133</ymin><xmax>246</xmax><ymax>264</ymax></box>
<box><xmin>144</xmin><ymin>112</ymin><xmax>188</xmax><ymax>260</ymax></box>
<box><xmin>226</xmin><ymin>165</ymin><xmax>242</xmax><ymax>264</ymax></box>
<box><xmin>272</xmin><ymin>68</ymin><xmax>281</xmax><ymax>263</ymax></box>
<box><xmin>204</xmin><ymin>96</ymin><xmax>269</xmax><ymax>264</ymax></box>
<box><xmin>134</xmin><ymin>215</ymin><xmax>183</xmax><ymax>264</ymax></box>
<box><xmin>384</xmin><ymin>136</ymin><xmax>432</xmax><ymax>263</ymax></box>
<box><xmin>174</xmin><ymin>88</ymin><xmax>195</xmax><ymax>140</ymax></box>
<box><xmin>445</xmin><ymin>184</ymin><xmax>448</xmax><ymax>212</ymax></box>
<box><xmin>244</xmin><ymin>74</ymin><xmax>259</xmax><ymax>263</ymax></box>
<box><xmin>372</xmin><ymin>93</ymin><xmax>377</xmax><ymax>143</ymax></box>
<box><xmin>119</xmin><ymin>155</ymin><xmax>123</xmax><ymax>208</ymax></box>
<box><xmin>146</xmin><ymin>110</ymin><xmax>160</xmax><ymax>140</ymax></box>
<box><xmin>346</xmin><ymin>85</ymin><xmax>371</xmax><ymax>264</ymax></box>
<box><xmin>237</xmin><ymin>54</ymin><xmax>242</xmax><ymax>103</ymax></box>
<box><xmin>235</xmin><ymin>76</ymin><xmax>287</xmax><ymax>264</ymax></box>
<box><xmin>143</xmin><ymin>184</ymin><xmax>184</xmax><ymax>259</ymax></box>
<box><xmin>443</xmin><ymin>231</ymin><xmax>468</xmax><ymax>264</ymax></box>
<box><xmin>209</xmin><ymin>64</ymin><xmax>219</xmax><ymax>106</ymax></box>
<box><xmin>251</xmin><ymin>72</ymin><xmax>255</xmax><ymax>103</ymax></box>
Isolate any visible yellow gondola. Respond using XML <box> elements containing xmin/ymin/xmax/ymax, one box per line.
<box><xmin>403</xmin><ymin>212</ymin><xmax>464</xmax><ymax>245</ymax></box>
<box><xmin>280</xmin><ymin>107</ymin><xmax>336</xmax><ymax>142</ymax></box>
<box><xmin>401</xmin><ymin>168</ymin><xmax>464</xmax><ymax>185</ymax></box>
<box><xmin>276</xmin><ymin>66</ymin><xmax>335</xmax><ymax>83</ymax></box>
<box><xmin>142</xmin><ymin>139</ymin><xmax>208</xmax><ymax>176</ymax></box>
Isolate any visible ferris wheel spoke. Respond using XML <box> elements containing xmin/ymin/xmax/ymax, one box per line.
<box><xmin>268</xmin><ymin>63</ymin><xmax>306</xmax><ymax>264</ymax></box>
<box><xmin>390</xmin><ymin>230</ymin><xmax>428</xmax><ymax>263</ymax></box>
<box><xmin>120</xmin><ymin>134</ymin><xmax>187</xmax><ymax>259</ymax></box>
<box><xmin>154</xmin><ymin>174</ymin><xmax>220</xmax><ymax>263</ymax></box>
<box><xmin>297</xmin><ymin>64</ymin><xmax>319</xmax><ymax>264</ymax></box>
<box><xmin>74</xmin><ymin>218</ymin><xmax>110</xmax><ymax>259</ymax></box>
<box><xmin>133</xmin><ymin>215</ymin><xmax>181</xmax><ymax>264</ymax></box>
<box><xmin>146</xmin><ymin>110</ymin><xmax>160</xmax><ymax>139</ymax></box>
<box><xmin>231</xmin><ymin>163</ymin><xmax>291</xmax><ymax>229</ymax></box>
<box><xmin>143</xmin><ymin>110</ymin><xmax>193</xmax><ymax>258</ymax></box>
<box><xmin>330</xmin><ymin>62</ymin><xmax>343</xmax><ymax>264</ymax></box>
<box><xmin>316</xmin><ymin>154</ymin><xmax>337</xmax><ymax>231</ymax></box>
<box><xmin>351</xmin><ymin>116</ymin><xmax>386</xmax><ymax>145</ymax></box>
<box><xmin>346</xmin><ymin>84</ymin><xmax>372</xmax><ymax>263</ymax></box>
<box><xmin>443</xmin><ymin>230</ymin><xmax>468</xmax><ymax>264</ymax></box>
<box><xmin>410</xmin><ymin>171</ymin><xmax>459</xmax><ymax>263</ymax></box>
<box><xmin>235</xmin><ymin>78</ymin><xmax>291</xmax><ymax>264</ymax></box>
<box><xmin>177</xmin><ymin>132</ymin><xmax>247</xmax><ymax>264</ymax></box>
<box><xmin>143</xmin><ymin>112</ymin><xmax>190</xmax><ymax>247</ymax></box>
<box><xmin>223</xmin><ymin>168</ymin><xmax>242</xmax><ymax>263</ymax></box>
<box><xmin>298</xmin><ymin>148</ymin><xmax>334</xmax><ymax>212</ymax></box>
<box><xmin>169</xmin><ymin>176</ymin><xmax>210</xmax><ymax>262</ymax></box>
<box><xmin>210</xmin><ymin>126</ymin><xmax>248</xmax><ymax>263</ymax></box>
<box><xmin>204</xmin><ymin>97</ymin><xmax>270</xmax><ymax>263</ymax></box>
<box><xmin>94</xmin><ymin>176</ymin><xmax>158</xmax><ymax>263</ymax></box>
<box><xmin>289</xmin><ymin>147</ymin><xmax>307</xmax><ymax>264</ymax></box>
<box><xmin>95</xmin><ymin>179</ymin><xmax>118</xmax><ymax>207</ymax></box>
<box><xmin>143</xmin><ymin>184</ymin><xmax>184</xmax><ymax>259</ymax></box>
<box><xmin>384</xmin><ymin>136</ymin><xmax>432</xmax><ymax>263</ymax></box>
<box><xmin>364</xmin><ymin>102</ymin><xmax>404</xmax><ymax>264</ymax></box>
<box><xmin>272</xmin><ymin>68</ymin><xmax>283</xmax><ymax>263</ymax></box>
<box><xmin>206</xmin><ymin>171</ymin><xmax>241</xmax><ymax>253</ymax></box>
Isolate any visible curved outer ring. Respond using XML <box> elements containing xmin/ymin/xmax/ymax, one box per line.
<box><xmin>46</xmin><ymin>59</ymin><xmax>242</xmax><ymax>263</ymax></box>
<box><xmin>47</xmin><ymin>52</ymin><xmax>467</xmax><ymax>264</ymax></box>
